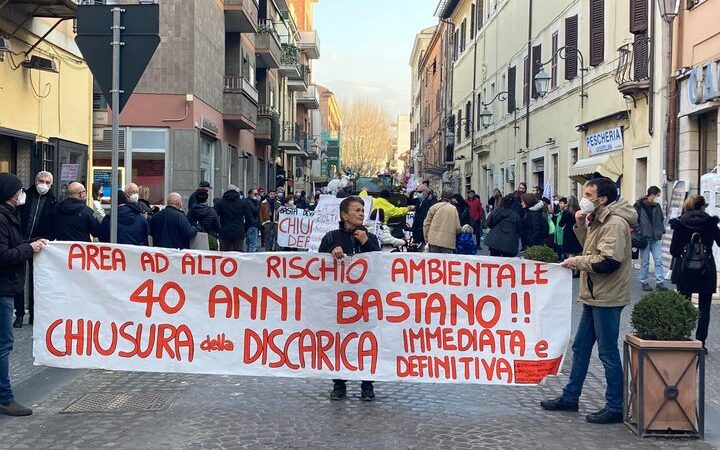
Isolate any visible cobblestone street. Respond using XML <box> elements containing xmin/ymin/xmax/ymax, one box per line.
<box><xmin>1</xmin><ymin>270</ymin><xmax>718</xmax><ymax>450</ymax></box>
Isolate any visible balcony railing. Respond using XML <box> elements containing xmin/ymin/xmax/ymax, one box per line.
<box><xmin>224</xmin><ymin>76</ymin><xmax>259</xmax><ymax>103</ymax></box>
<box><xmin>298</xmin><ymin>30</ymin><xmax>320</xmax><ymax>59</ymax></box>
<box><xmin>615</xmin><ymin>36</ymin><xmax>650</xmax><ymax>95</ymax></box>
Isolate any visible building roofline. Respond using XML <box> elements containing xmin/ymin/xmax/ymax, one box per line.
<box><xmin>434</xmin><ymin>0</ymin><xmax>459</xmax><ymax>19</ymax></box>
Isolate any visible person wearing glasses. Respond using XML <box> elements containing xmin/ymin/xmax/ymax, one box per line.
<box><xmin>52</xmin><ymin>182</ymin><xmax>101</xmax><ymax>242</ymax></box>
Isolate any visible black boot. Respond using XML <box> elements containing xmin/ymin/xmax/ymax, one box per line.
<box><xmin>360</xmin><ymin>381</ymin><xmax>375</xmax><ymax>401</ymax></box>
<box><xmin>540</xmin><ymin>396</ymin><xmax>578</xmax><ymax>411</ymax></box>
<box><xmin>586</xmin><ymin>408</ymin><xmax>623</xmax><ymax>424</ymax></box>
<box><xmin>330</xmin><ymin>381</ymin><xmax>346</xmax><ymax>400</ymax></box>
<box><xmin>13</xmin><ymin>316</ymin><xmax>22</xmax><ymax>328</ymax></box>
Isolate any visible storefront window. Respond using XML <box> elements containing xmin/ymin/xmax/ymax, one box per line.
<box><xmin>129</xmin><ymin>128</ymin><xmax>166</xmax><ymax>205</ymax></box>
<box><xmin>0</xmin><ymin>136</ymin><xmax>14</xmax><ymax>173</ymax></box>
<box><xmin>200</xmin><ymin>137</ymin><xmax>215</xmax><ymax>189</ymax></box>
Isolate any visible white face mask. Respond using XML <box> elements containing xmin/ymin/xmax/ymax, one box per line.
<box><xmin>16</xmin><ymin>190</ymin><xmax>26</xmax><ymax>206</ymax></box>
<box><xmin>36</xmin><ymin>183</ymin><xmax>50</xmax><ymax>195</ymax></box>
<box><xmin>129</xmin><ymin>193</ymin><xmax>140</xmax><ymax>203</ymax></box>
<box><xmin>579</xmin><ymin>197</ymin><xmax>596</xmax><ymax>215</ymax></box>
<box><xmin>654</xmin><ymin>196</ymin><xmax>661</xmax><ymax>204</ymax></box>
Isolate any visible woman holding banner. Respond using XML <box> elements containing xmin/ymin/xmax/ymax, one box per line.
<box><xmin>319</xmin><ymin>196</ymin><xmax>380</xmax><ymax>401</ymax></box>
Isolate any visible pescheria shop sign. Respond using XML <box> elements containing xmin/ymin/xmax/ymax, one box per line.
<box><xmin>585</xmin><ymin>127</ymin><xmax>624</xmax><ymax>156</ymax></box>
<box><xmin>33</xmin><ymin>242</ymin><xmax>573</xmax><ymax>385</ymax></box>
<box><xmin>688</xmin><ymin>60</ymin><xmax>720</xmax><ymax>105</ymax></box>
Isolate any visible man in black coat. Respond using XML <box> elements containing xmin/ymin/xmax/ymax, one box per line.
<box><xmin>244</xmin><ymin>188</ymin><xmax>263</xmax><ymax>252</ymax></box>
<box><xmin>149</xmin><ymin>193</ymin><xmax>198</xmax><ymax>249</ymax></box>
<box><xmin>188</xmin><ymin>180</ymin><xmax>212</xmax><ymax>211</ymax></box>
<box><xmin>319</xmin><ymin>196</ymin><xmax>380</xmax><ymax>402</ymax></box>
<box><xmin>15</xmin><ymin>171</ymin><xmax>56</xmax><ymax>327</ymax></box>
<box><xmin>409</xmin><ymin>183</ymin><xmax>436</xmax><ymax>246</ymax></box>
<box><xmin>215</xmin><ymin>186</ymin><xmax>246</xmax><ymax>251</ymax></box>
<box><xmin>53</xmin><ymin>182</ymin><xmax>100</xmax><ymax>242</ymax></box>
<box><xmin>0</xmin><ymin>172</ymin><xmax>47</xmax><ymax>416</ymax></box>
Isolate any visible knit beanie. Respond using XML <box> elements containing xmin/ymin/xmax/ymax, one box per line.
<box><xmin>0</xmin><ymin>172</ymin><xmax>23</xmax><ymax>203</ymax></box>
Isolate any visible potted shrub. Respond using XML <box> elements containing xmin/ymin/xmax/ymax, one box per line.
<box><xmin>522</xmin><ymin>245</ymin><xmax>559</xmax><ymax>263</ymax></box>
<box><xmin>625</xmin><ymin>291</ymin><xmax>704</xmax><ymax>438</ymax></box>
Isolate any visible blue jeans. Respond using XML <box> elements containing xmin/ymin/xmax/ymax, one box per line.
<box><xmin>640</xmin><ymin>239</ymin><xmax>664</xmax><ymax>284</ymax></box>
<box><xmin>246</xmin><ymin>227</ymin><xmax>260</xmax><ymax>253</ymax></box>
<box><xmin>0</xmin><ymin>297</ymin><xmax>15</xmax><ymax>404</ymax></box>
<box><xmin>562</xmin><ymin>304</ymin><xmax>624</xmax><ymax>413</ymax></box>
<box><xmin>263</xmin><ymin>223</ymin><xmax>277</xmax><ymax>251</ymax></box>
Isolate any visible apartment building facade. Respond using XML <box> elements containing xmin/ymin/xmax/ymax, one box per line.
<box><xmin>436</xmin><ymin>0</ymin><xmax>666</xmax><ymax>203</ymax></box>
<box><xmin>89</xmin><ymin>0</ymin><xmax>320</xmax><ymax>203</ymax></box>
<box><xmin>673</xmin><ymin>0</ymin><xmax>720</xmax><ymax>194</ymax></box>
<box><xmin>313</xmin><ymin>84</ymin><xmax>341</xmax><ymax>183</ymax></box>
<box><xmin>409</xmin><ymin>26</ymin><xmax>435</xmax><ymax>178</ymax></box>
<box><xmin>0</xmin><ymin>1</ymin><xmax>93</xmax><ymax>195</ymax></box>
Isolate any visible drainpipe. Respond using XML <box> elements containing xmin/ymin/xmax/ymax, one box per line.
<box><xmin>525</xmin><ymin>0</ymin><xmax>532</xmax><ymax>150</ymax></box>
<box><xmin>667</xmin><ymin>11</ymin><xmax>682</xmax><ymax>183</ymax></box>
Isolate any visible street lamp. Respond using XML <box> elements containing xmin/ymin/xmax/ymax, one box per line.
<box><xmin>533</xmin><ymin>67</ymin><xmax>552</xmax><ymax>99</ymax></box>
<box><xmin>535</xmin><ymin>46</ymin><xmax>588</xmax><ymax>107</ymax></box>
<box><xmin>478</xmin><ymin>91</ymin><xmax>520</xmax><ymax>134</ymax></box>
<box><xmin>657</xmin><ymin>0</ymin><xmax>680</xmax><ymax>22</ymax></box>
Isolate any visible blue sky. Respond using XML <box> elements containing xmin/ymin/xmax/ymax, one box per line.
<box><xmin>312</xmin><ymin>0</ymin><xmax>438</xmax><ymax>118</ymax></box>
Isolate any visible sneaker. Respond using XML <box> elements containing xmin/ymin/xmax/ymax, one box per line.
<box><xmin>330</xmin><ymin>381</ymin><xmax>346</xmax><ymax>401</ymax></box>
<box><xmin>655</xmin><ymin>283</ymin><xmax>669</xmax><ymax>292</ymax></box>
<box><xmin>12</xmin><ymin>317</ymin><xmax>22</xmax><ymax>328</ymax></box>
<box><xmin>360</xmin><ymin>382</ymin><xmax>375</xmax><ymax>402</ymax></box>
<box><xmin>540</xmin><ymin>396</ymin><xmax>578</xmax><ymax>411</ymax></box>
<box><xmin>641</xmin><ymin>283</ymin><xmax>652</xmax><ymax>292</ymax></box>
<box><xmin>586</xmin><ymin>408</ymin><xmax>622</xmax><ymax>424</ymax></box>
<box><xmin>0</xmin><ymin>401</ymin><xmax>32</xmax><ymax>417</ymax></box>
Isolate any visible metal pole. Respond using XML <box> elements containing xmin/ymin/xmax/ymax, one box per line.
<box><xmin>110</xmin><ymin>6</ymin><xmax>124</xmax><ymax>243</ymax></box>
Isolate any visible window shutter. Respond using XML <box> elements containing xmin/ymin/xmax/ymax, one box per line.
<box><xmin>471</xmin><ymin>4</ymin><xmax>476</xmax><ymax>39</ymax></box>
<box><xmin>507</xmin><ymin>66</ymin><xmax>516</xmax><ymax>113</ymax></box>
<box><xmin>633</xmin><ymin>31</ymin><xmax>649</xmax><ymax>80</ymax></box>
<box><xmin>523</xmin><ymin>56</ymin><xmax>529</xmax><ymax>106</ymax></box>
<box><xmin>630</xmin><ymin>0</ymin><xmax>648</xmax><ymax>33</ymax></box>
<box><xmin>457</xmin><ymin>110</ymin><xmax>462</xmax><ymax>143</ymax></box>
<box><xmin>589</xmin><ymin>0</ymin><xmax>605</xmax><ymax>66</ymax></box>
<box><xmin>477</xmin><ymin>1</ymin><xmax>484</xmax><ymax>30</ymax></box>
<box><xmin>564</xmin><ymin>15</ymin><xmax>578</xmax><ymax>79</ymax></box>
<box><xmin>465</xmin><ymin>101</ymin><xmax>472</xmax><ymax>137</ymax></box>
<box><xmin>531</xmin><ymin>44</ymin><xmax>542</xmax><ymax>99</ymax></box>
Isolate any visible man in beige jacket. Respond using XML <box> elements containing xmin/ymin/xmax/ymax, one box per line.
<box><xmin>423</xmin><ymin>187</ymin><xmax>461</xmax><ymax>254</ymax></box>
<box><xmin>540</xmin><ymin>177</ymin><xmax>637</xmax><ymax>425</ymax></box>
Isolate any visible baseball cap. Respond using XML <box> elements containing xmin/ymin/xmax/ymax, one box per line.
<box><xmin>199</xmin><ymin>181</ymin><xmax>211</xmax><ymax>189</ymax></box>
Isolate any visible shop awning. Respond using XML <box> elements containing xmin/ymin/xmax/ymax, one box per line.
<box><xmin>568</xmin><ymin>152</ymin><xmax>623</xmax><ymax>183</ymax></box>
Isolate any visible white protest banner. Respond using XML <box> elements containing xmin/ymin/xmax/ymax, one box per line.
<box><xmin>307</xmin><ymin>195</ymin><xmax>373</xmax><ymax>253</ymax></box>
<box><xmin>277</xmin><ymin>207</ymin><xmax>314</xmax><ymax>249</ymax></box>
<box><xmin>34</xmin><ymin>242</ymin><xmax>572</xmax><ymax>385</ymax></box>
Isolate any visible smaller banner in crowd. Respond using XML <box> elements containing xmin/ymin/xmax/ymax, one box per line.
<box><xmin>33</xmin><ymin>242</ymin><xmax>572</xmax><ymax>386</ymax></box>
<box><xmin>277</xmin><ymin>207</ymin><xmax>314</xmax><ymax>249</ymax></box>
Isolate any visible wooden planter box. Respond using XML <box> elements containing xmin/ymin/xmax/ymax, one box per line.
<box><xmin>623</xmin><ymin>334</ymin><xmax>705</xmax><ymax>439</ymax></box>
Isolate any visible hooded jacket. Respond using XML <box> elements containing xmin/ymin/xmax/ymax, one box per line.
<box><xmin>633</xmin><ymin>198</ymin><xmax>665</xmax><ymax>242</ymax></box>
<box><xmin>187</xmin><ymin>203</ymin><xmax>221</xmax><ymax>236</ymax></box>
<box><xmin>0</xmin><ymin>203</ymin><xmax>34</xmax><ymax>297</ymax></box>
<box><xmin>521</xmin><ymin>201</ymin><xmax>549</xmax><ymax>248</ymax></box>
<box><xmin>485</xmin><ymin>207</ymin><xmax>521</xmax><ymax>255</ymax></box>
<box><xmin>18</xmin><ymin>184</ymin><xmax>57</xmax><ymax>240</ymax></box>
<box><xmin>215</xmin><ymin>189</ymin><xmax>246</xmax><ymax>240</ymax></box>
<box><xmin>670</xmin><ymin>211</ymin><xmax>720</xmax><ymax>294</ymax></box>
<box><xmin>53</xmin><ymin>198</ymin><xmax>100</xmax><ymax>242</ymax></box>
<box><xmin>98</xmin><ymin>204</ymin><xmax>150</xmax><ymax>246</ymax></box>
<box><xmin>424</xmin><ymin>200</ymin><xmax>462</xmax><ymax>250</ymax></box>
<box><xmin>573</xmin><ymin>199</ymin><xmax>638</xmax><ymax>307</ymax></box>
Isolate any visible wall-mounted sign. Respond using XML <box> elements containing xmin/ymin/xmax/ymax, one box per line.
<box><xmin>688</xmin><ymin>60</ymin><xmax>720</xmax><ymax>105</ymax></box>
<box><xmin>200</xmin><ymin>117</ymin><xmax>218</xmax><ymax>136</ymax></box>
<box><xmin>586</xmin><ymin>127</ymin><xmax>623</xmax><ymax>156</ymax></box>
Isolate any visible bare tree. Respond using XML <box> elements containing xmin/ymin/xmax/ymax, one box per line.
<box><xmin>339</xmin><ymin>98</ymin><xmax>393</xmax><ymax>177</ymax></box>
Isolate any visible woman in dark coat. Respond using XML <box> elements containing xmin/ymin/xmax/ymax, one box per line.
<box><xmin>560</xmin><ymin>195</ymin><xmax>583</xmax><ymax>255</ymax></box>
<box><xmin>452</xmin><ymin>194</ymin><xmax>473</xmax><ymax>227</ymax></box>
<box><xmin>485</xmin><ymin>195</ymin><xmax>521</xmax><ymax>257</ymax></box>
<box><xmin>670</xmin><ymin>195</ymin><xmax>720</xmax><ymax>351</ymax></box>
<box><xmin>520</xmin><ymin>193</ymin><xmax>549</xmax><ymax>249</ymax></box>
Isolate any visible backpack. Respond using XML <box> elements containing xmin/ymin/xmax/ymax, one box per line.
<box><xmin>680</xmin><ymin>232</ymin><xmax>708</xmax><ymax>277</ymax></box>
